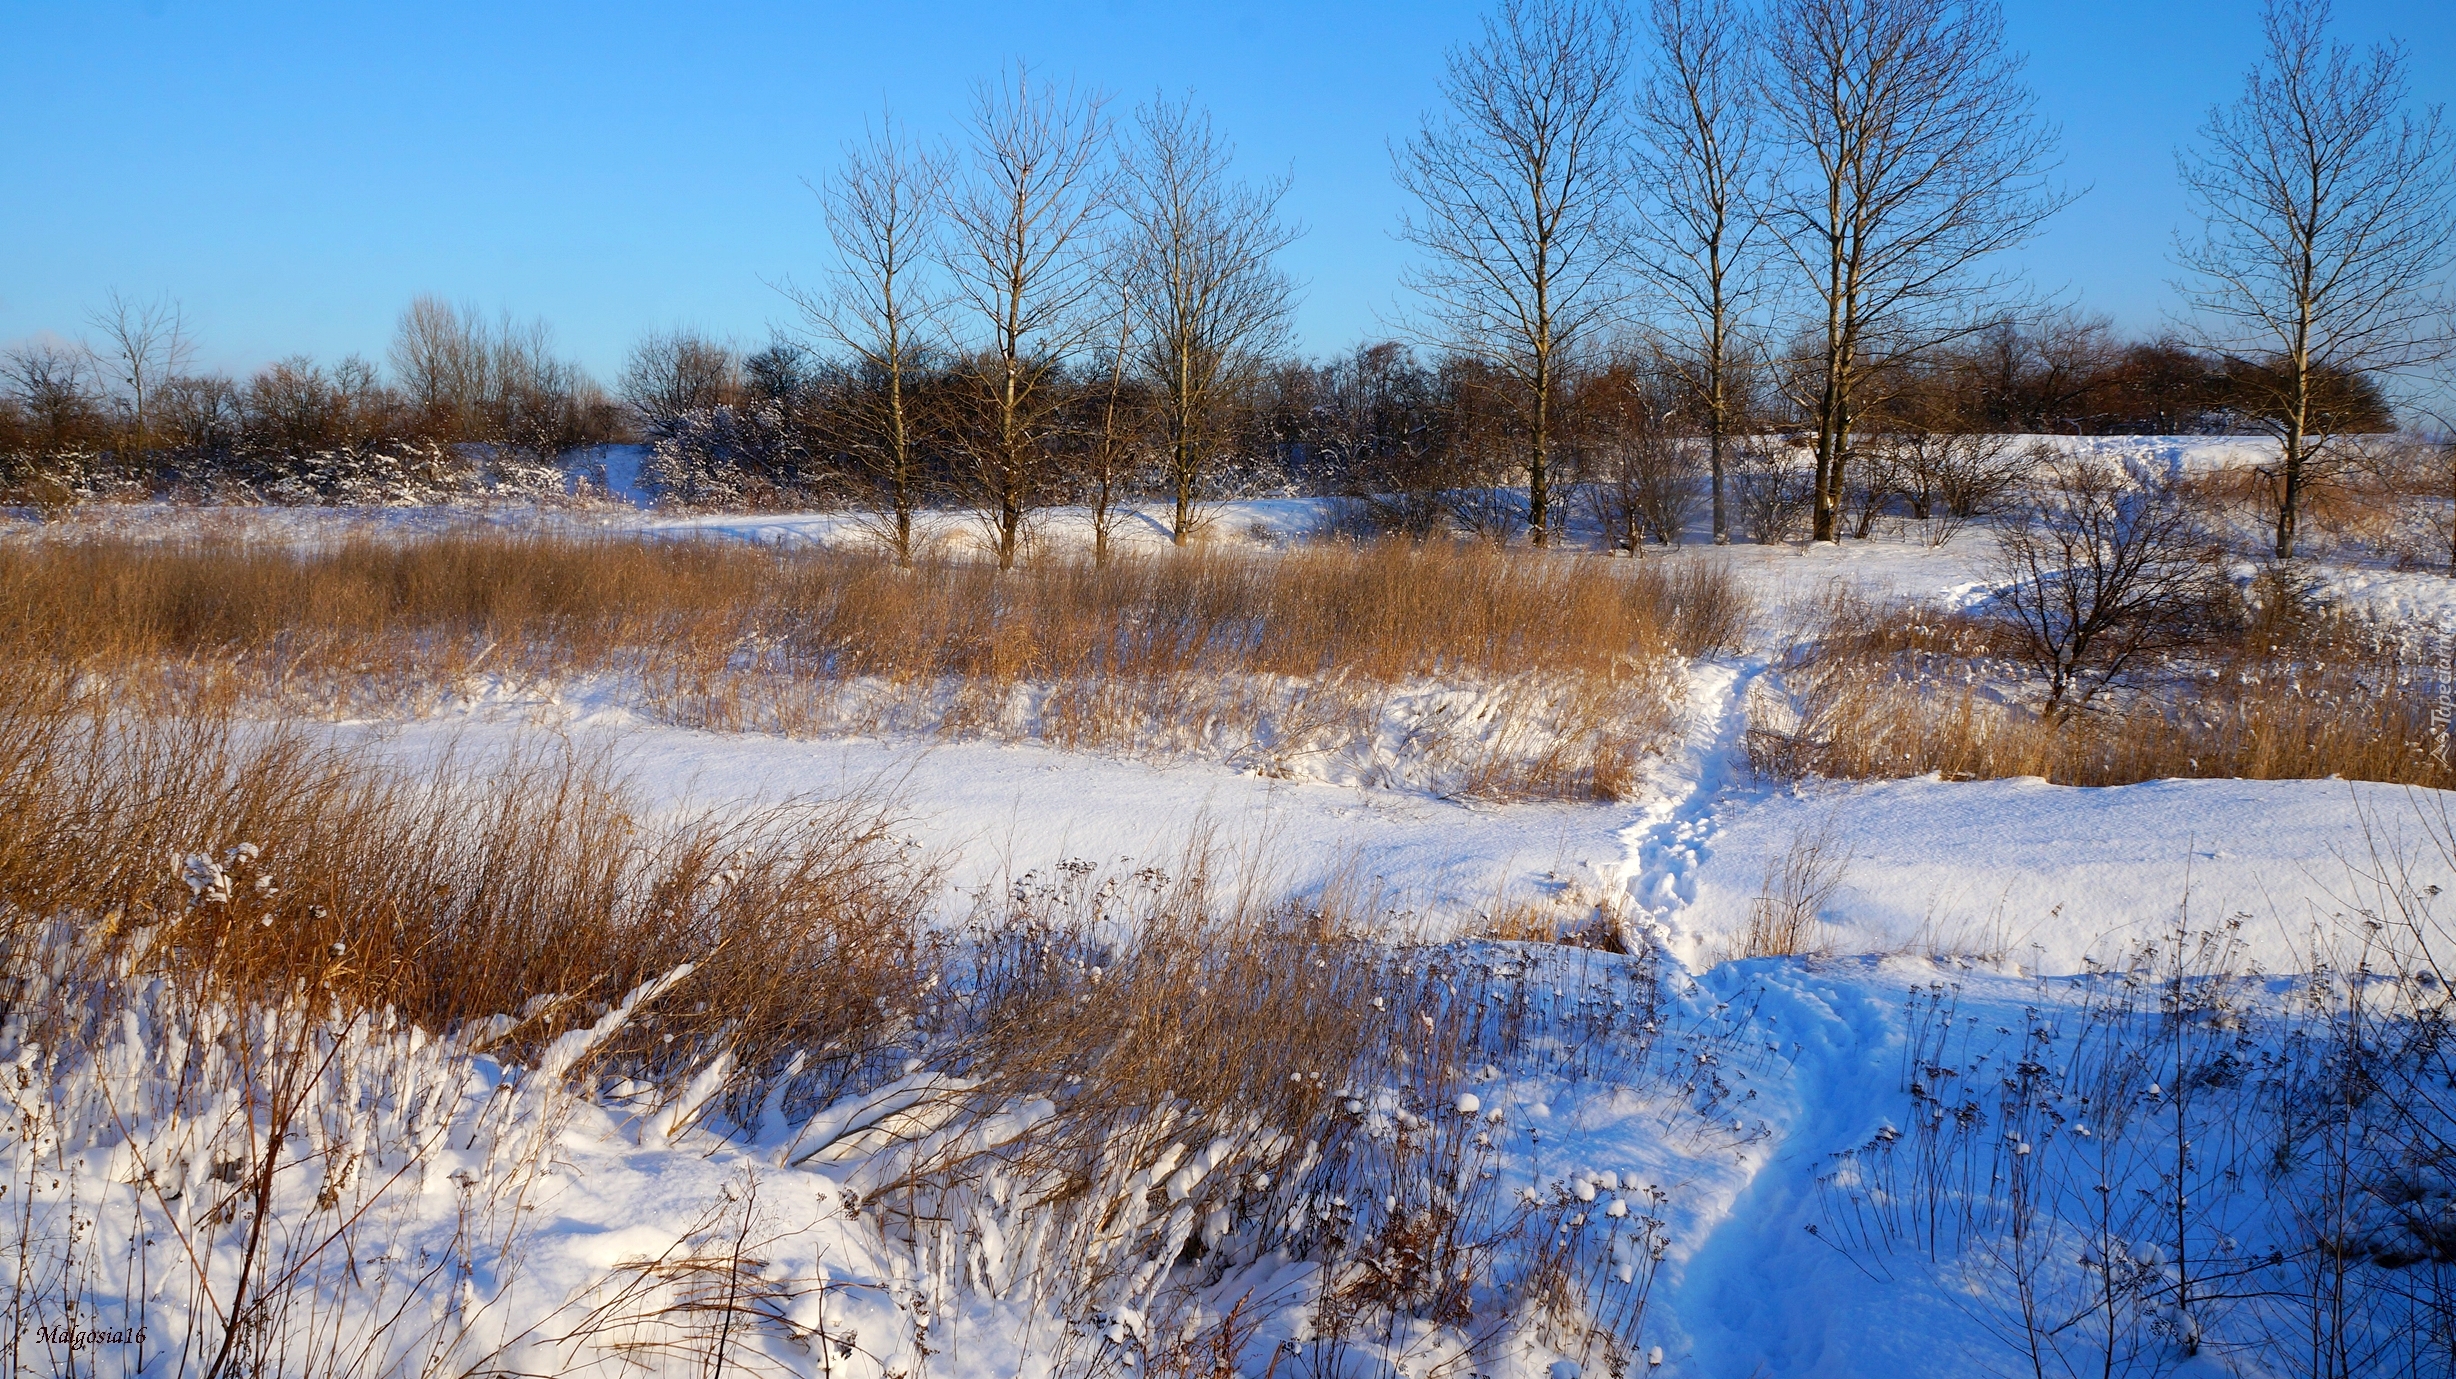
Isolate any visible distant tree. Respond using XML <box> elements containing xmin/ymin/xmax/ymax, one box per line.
<box><xmin>1762</xmin><ymin>0</ymin><xmax>2068</xmax><ymax>542</ymax></box>
<box><xmin>1253</xmin><ymin>342</ymin><xmax>1462</xmax><ymax>532</ymax></box>
<box><xmin>387</xmin><ymin>298</ymin><xmax>616</xmax><ymax>467</ymax></box>
<box><xmin>1</xmin><ymin>345</ymin><xmax>106</xmax><ymax>451</ymax></box>
<box><xmin>85</xmin><ymin>289</ymin><xmax>193</xmax><ymax>466</ymax></box>
<box><xmin>618</xmin><ymin>329</ymin><xmax>742</xmax><ymax>425</ymax></box>
<box><xmin>483</xmin><ymin>316</ymin><xmax>621</xmax><ymax>469</ymax></box>
<box><xmin>1073</xmin><ymin>261</ymin><xmax>1149</xmax><ymax>565</ymax></box>
<box><xmin>2176</xmin><ymin>0</ymin><xmax>2456</xmax><ymax>557</ymax></box>
<box><xmin>1946</xmin><ymin>311</ymin><xmax>2120</xmax><ymax>432</ymax></box>
<box><xmin>388</xmin><ymin>296</ymin><xmax>492</xmax><ymax>439</ymax></box>
<box><xmin>745</xmin><ymin>339</ymin><xmax>813</xmax><ymax>406</ymax></box>
<box><xmin>1397</xmin><ymin>0</ymin><xmax>1634</xmax><ymax>544</ymax></box>
<box><xmin>1576</xmin><ymin>355</ymin><xmax>1697</xmax><ymax>550</ymax></box>
<box><xmin>2096</xmin><ymin>339</ymin><xmax>2230</xmax><ymax>434</ymax></box>
<box><xmin>1633</xmin><ymin>0</ymin><xmax>1768</xmax><ymax>544</ymax></box>
<box><xmin>1118</xmin><ymin>95</ymin><xmax>1302</xmax><ymax>545</ymax></box>
<box><xmin>942</xmin><ymin>67</ymin><xmax>1113</xmax><ymax>569</ymax></box>
<box><xmin>789</xmin><ymin>113</ymin><xmax>948</xmax><ymax>565</ymax></box>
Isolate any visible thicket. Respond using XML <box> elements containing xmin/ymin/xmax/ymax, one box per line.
<box><xmin>1754</xmin><ymin>455</ymin><xmax>2456</xmax><ymax>788</ymax></box>
<box><xmin>0</xmin><ymin>298</ymin><xmax>622</xmax><ymax>509</ymax></box>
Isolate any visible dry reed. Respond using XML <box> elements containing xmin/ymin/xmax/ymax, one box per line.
<box><xmin>0</xmin><ymin>667</ymin><xmax>935</xmax><ymax>1109</ymax></box>
<box><xmin>1754</xmin><ymin>585</ymin><xmax>2455</xmax><ymax>789</ymax></box>
<box><xmin>0</xmin><ymin>674</ymin><xmax>1723</xmax><ymax>1375</ymax></box>
<box><xmin>0</xmin><ymin>532</ymin><xmax>1748</xmax><ymax>800</ymax></box>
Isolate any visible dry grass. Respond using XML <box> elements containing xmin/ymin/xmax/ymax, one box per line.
<box><xmin>0</xmin><ymin>667</ymin><xmax>936</xmax><ymax>1109</ymax></box>
<box><xmin>1755</xmin><ymin>585</ymin><xmax>2455</xmax><ymax>788</ymax></box>
<box><xmin>2176</xmin><ymin>436</ymin><xmax>2452</xmax><ymax>568</ymax></box>
<box><xmin>0</xmin><ymin>531</ymin><xmax>1748</xmax><ymax>800</ymax></box>
<box><xmin>1735</xmin><ymin>809</ymin><xmax>1852</xmax><ymax>959</ymax></box>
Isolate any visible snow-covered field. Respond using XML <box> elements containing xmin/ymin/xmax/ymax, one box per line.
<box><xmin>8</xmin><ymin>436</ymin><xmax>2455</xmax><ymax>1377</ymax></box>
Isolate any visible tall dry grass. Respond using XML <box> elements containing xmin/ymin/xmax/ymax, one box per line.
<box><xmin>0</xmin><ymin>532</ymin><xmax>1747</xmax><ymax>800</ymax></box>
<box><xmin>0</xmin><ymin>664</ymin><xmax>936</xmax><ymax>1109</ymax></box>
<box><xmin>1754</xmin><ymin>586</ymin><xmax>2456</xmax><ymax>789</ymax></box>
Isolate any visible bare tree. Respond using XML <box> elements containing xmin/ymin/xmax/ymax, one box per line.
<box><xmin>2</xmin><ymin>345</ymin><xmax>106</xmax><ymax>448</ymax></box>
<box><xmin>1120</xmin><ymin>95</ymin><xmax>1302</xmax><ymax>545</ymax></box>
<box><xmin>388</xmin><ymin>296</ymin><xmax>491</xmax><ymax>437</ymax></box>
<box><xmin>1579</xmin><ymin>360</ymin><xmax>1698</xmax><ymax>551</ymax></box>
<box><xmin>85</xmin><ymin>289</ymin><xmax>194</xmax><ymax>462</ymax></box>
<box><xmin>618</xmin><ymin>329</ymin><xmax>742</xmax><ymax>423</ymax></box>
<box><xmin>1396</xmin><ymin>0</ymin><xmax>1633</xmax><ymax>544</ymax></box>
<box><xmin>788</xmin><ymin>113</ymin><xmax>948</xmax><ymax>566</ymax></box>
<box><xmin>1762</xmin><ymin>0</ymin><xmax>2067</xmax><ymax>543</ymax></box>
<box><xmin>2175</xmin><ymin>0</ymin><xmax>2456</xmax><ymax>559</ymax></box>
<box><xmin>1731</xmin><ymin>435</ymin><xmax>1815</xmax><ymax>543</ymax></box>
<box><xmin>1862</xmin><ymin>428</ymin><xmax>2034</xmax><ymax>544</ymax></box>
<box><xmin>942</xmin><ymin>67</ymin><xmax>1114</xmax><ymax>570</ymax></box>
<box><xmin>1633</xmin><ymin>0</ymin><xmax>1769</xmax><ymax>545</ymax></box>
<box><xmin>1991</xmin><ymin>460</ymin><xmax>2224</xmax><ymax>716</ymax></box>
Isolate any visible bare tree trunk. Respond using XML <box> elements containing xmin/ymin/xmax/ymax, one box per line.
<box><xmin>1635</xmin><ymin>0</ymin><xmax>1767</xmax><ymax>547</ymax></box>
<box><xmin>791</xmin><ymin>114</ymin><xmax>945</xmax><ymax>566</ymax></box>
<box><xmin>87</xmin><ymin>290</ymin><xmax>193</xmax><ymax>474</ymax></box>
<box><xmin>1117</xmin><ymin>96</ymin><xmax>1299</xmax><ymax>549</ymax></box>
<box><xmin>943</xmin><ymin>67</ymin><xmax>1113</xmax><ymax>572</ymax></box>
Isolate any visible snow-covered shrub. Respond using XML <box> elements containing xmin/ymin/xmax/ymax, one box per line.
<box><xmin>641</xmin><ymin>401</ymin><xmax>816</xmax><ymax>508</ymax></box>
<box><xmin>1730</xmin><ymin>438</ymin><xmax>1814</xmax><ymax>545</ymax></box>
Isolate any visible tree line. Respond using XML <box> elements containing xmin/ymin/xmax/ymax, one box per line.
<box><xmin>0</xmin><ymin>295</ymin><xmax>623</xmax><ymax>507</ymax></box>
<box><xmin>4</xmin><ymin>0</ymin><xmax>2446</xmax><ymax>559</ymax></box>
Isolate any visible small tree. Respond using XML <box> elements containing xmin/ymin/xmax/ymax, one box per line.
<box><xmin>1859</xmin><ymin>424</ymin><xmax>2036</xmax><ymax>545</ymax></box>
<box><xmin>387</xmin><ymin>295</ymin><xmax>491</xmax><ymax>440</ymax></box>
<box><xmin>1577</xmin><ymin>357</ymin><xmax>1696</xmax><ymax>551</ymax></box>
<box><xmin>1762</xmin><ymin>0</ymin><xmax>2067</xmax><ymax>543</ymax></box>
<box><xmin>1118</xmin><ymin>95</ymin><xmax>1301</xmax><ymax>546</ymax></box>
<box><xmin>1632</xmin><ymin>0</ymin><xmax>1769</xmax><ymax>545</ymax></box>
<box><xmin>618</xmin><ymin>329</ymin><xmax>742</xmax><ymax>427</ymax></box>
<box><xmin>86</xmin><ymin>289</ymin><xmax>194</xmax><ymax>469</ymax></box>
<box><xmin>1396</xmin><ymin>0</ymin><xmax>1634</xmax><ymax>544</ymax></box>
<box><xmin>790</xmin><ymin>113</ymin><xmax>948</xmax><ymax>566</ymax></box>
<box><xmin>942</xmin><ymin>67</ymin><xmax>1113</xmax><ymax>570</ymax></box>
<box><xmin>1990</xmin><ymin>461</ymin><xmax>2224</xmax><ymax>716</ymax></box>
<box><xmin>2175</xmin><ymin>0</ymin><xmax>2456</xmax><ymax>559</ymax></box>
<box><xmin>1731</xmin><ymin>436</ymin><xmax>1815</xmax><ymax>544</ymax></box>
<box><xmin>1074</xmin><ymin>259</ymin><xmax>1149</xmax><ymax>566</ymax></box>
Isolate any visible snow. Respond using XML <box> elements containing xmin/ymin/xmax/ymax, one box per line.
<box><xmin>354</xmin><ymin>634</ymin><xmax>2448</xmax><ymax>980</ymax></box>
<box><xmin>10</xmin><ymin>436</ymin><xmax>2455</xmax><ymax>1376</ymax></box>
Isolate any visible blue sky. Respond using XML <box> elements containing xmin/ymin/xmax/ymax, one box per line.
<box><xmin>3</xmin><ymin>0</ymin><xmax>2450</xmax><ymax>381</ymax></box>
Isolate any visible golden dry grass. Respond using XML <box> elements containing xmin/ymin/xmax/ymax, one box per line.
<box><xmin>1755</xmin><ymin>586</ymin><xmax>2455</xmax><ymax>789</ymax></box>
<box><xmin>0</xmin><ymin>667</ymin><xmax>936</xmax><ymax>1109</ymax></box>
<box><xmin>0</xmin><ymin>531</ymin><xmax>1747</xmax><ymax>800</ymax></box>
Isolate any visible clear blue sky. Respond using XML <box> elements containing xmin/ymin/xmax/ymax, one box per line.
<box><xmin>3</xmin><ymin>0</ymin><xmax>2450</xmax><ymax>382</ymax></box>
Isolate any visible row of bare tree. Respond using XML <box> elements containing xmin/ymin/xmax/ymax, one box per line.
<box><xmin>1392</xmin><ymin>0</ymin><xmax>2449</xmax><ymax>558</ymax></box>
<box><xmin>756</xmin><ymin>76</ymin><xmax>1300</xmax><ymax>568</ymax></box>
<box><xmin>6</xmin><ymin>0</ymin><xmax>2445</xmax><ymax>558</ymax></box>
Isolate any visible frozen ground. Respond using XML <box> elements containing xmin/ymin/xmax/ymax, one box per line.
<box><xmin>10</xmin><ymin>436</ymin><xmax>2455</xmax><ymax>1376</ymax></box>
